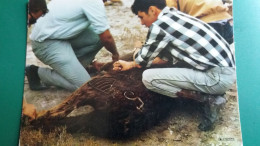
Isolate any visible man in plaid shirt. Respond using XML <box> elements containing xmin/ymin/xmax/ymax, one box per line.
<box><xmin>113</xmin><ymin>0</ymin><xmax>236</xmax><ymax>131</ymax></box>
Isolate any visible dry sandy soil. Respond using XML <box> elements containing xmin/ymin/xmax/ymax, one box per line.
<box><xmin>20</xmin><ymin>0</ymin><xmax>242</xmax><ymax>145</ymax></box>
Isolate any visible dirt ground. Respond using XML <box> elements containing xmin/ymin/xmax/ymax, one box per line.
<box><xmin>20</xmin><ymin>0</ymin><xmax>242</xmax><ymax>145</ymax></box>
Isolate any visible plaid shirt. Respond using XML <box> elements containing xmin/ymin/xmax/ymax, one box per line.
<box><xmin>135</xmin><ymin>7</ymin><xmax>235</xmax><ymax>71</ymax></box>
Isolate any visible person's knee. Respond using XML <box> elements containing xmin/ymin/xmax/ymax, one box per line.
<box><xmin>142</xmin><ymin>70</ymin><xmax>154</xmax><ymax>90</ymax></box>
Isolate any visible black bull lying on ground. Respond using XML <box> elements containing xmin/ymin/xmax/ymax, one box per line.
<box><xmin>30</xmin><ymin>54</ymin><xmax>178</xmax><ymax>139</ymax></box>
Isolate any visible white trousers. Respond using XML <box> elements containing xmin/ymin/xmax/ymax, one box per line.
<box><xmin>142</xmin><ymin>67</ymin><xmax>236</xmax><ymax>98</ymax></box>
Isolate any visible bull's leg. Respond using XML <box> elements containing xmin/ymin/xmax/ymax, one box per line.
<box><xmin>36</xmin><ymin>83</ymin><xmax>91</xmax><ymax>119</ymax></box>
<box><xmin>36</xmin><ymin>73</ymin><xmax>114</xmax><ymax>120</ymax></box>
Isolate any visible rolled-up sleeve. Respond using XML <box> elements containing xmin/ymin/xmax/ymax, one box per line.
<box><xmin>81</xmin><ymin>0</ymin><xmax>110</xmax><ymax>34</ymax></box>
<box><xmin>134</xmin><ymin>24</ymin><xmax>170</xmax><ymax>67</ymax></box>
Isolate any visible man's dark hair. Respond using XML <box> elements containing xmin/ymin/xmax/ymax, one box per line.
<box><xmin>131</xmin><ymin>0</ymin><xmax>166</xmax><ymax>15</ymax></box>
<box><xmin>28</xmin><ymin>0</ymin><xmax>48</xmax><ymax>14</ymax></box>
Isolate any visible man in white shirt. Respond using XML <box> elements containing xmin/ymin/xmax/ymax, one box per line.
<box><xmin>26</xmin><ymin>0</ymin><xmax>119</xmax><ymax>91</ymax></box>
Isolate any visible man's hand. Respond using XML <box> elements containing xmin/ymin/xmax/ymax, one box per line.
<box><xmin>152</xmin><ymin>57</ymin><xmax>168</xmax><ymax>65</ymax></box>
<box><xmin>23</xmin><ymin>100</ymin><xmax>37</xmax><ymax>120</ymax></box>
<box><xmin>113</xmin><ymin>60</ymin><xmax>136</xmax><ymax>71</ymax></box>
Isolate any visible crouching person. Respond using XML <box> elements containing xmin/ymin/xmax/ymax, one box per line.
<box><xmin>113</xmin><ymin>0</ymin><xmax>236</xmax><ymax>131</ymax></box>
<box><xmin>26</xmin><ymin>0</ymin><xmax>119</xmax><ymax>91</ymax></box>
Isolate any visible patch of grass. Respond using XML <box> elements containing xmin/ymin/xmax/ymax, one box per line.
<box><xmin>19</xmin><ymin>127</ymin><xmax>99</xmax><ymax>146</ymax></box>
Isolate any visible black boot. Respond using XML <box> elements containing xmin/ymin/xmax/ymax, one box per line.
<box><xmin>198</xmin><ymin>95</ymin><xmax>226</xmax><ymax>131</ymax></box>
<box><xmin>25</xmin><ymin>65</ymin><xmax>48</xmax><ymax>90</ymax></box>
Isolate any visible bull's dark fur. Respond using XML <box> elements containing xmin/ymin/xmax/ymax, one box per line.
<box><xmin>32</xmin><ymin>54</ymin><xmax>177</xmax><ymax>139</ymax></box>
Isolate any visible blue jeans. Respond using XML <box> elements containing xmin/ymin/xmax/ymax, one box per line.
<box><xmin>208</xmin><ymin>21</ymin><xmax>234</xmax><ymax>44</ymax></box>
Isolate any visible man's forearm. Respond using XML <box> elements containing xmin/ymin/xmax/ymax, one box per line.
<box><xmin>102</xmin><ymin>36</ymin><xmax>118</xmax><ymax>54</ymax></box>
<box><xmin>99</xmin><ymin>30</ymin><xmax>119</xmax><ymax>55</ymax></box>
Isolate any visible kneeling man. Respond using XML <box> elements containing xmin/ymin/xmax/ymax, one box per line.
<box><xmin>113</xmin><ymin>0</ymin><xmax>236</xmax><ymax>131</ymax></box>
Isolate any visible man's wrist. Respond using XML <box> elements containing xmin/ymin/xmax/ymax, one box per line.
<box><xmin>131</xmin><ymin>61</ymin><xmax>141</xmax><ymax>68</ymax></box>
<box><xmin>130</xmin><ymin>62</ymin><xmax>135</xmax><ymax>68</ymax></box>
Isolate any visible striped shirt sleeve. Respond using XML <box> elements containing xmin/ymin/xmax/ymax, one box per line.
<box><xmin>134</xmin><ymin>24</ymin><xmax>171</xmax><ymax>67</ymax></box>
